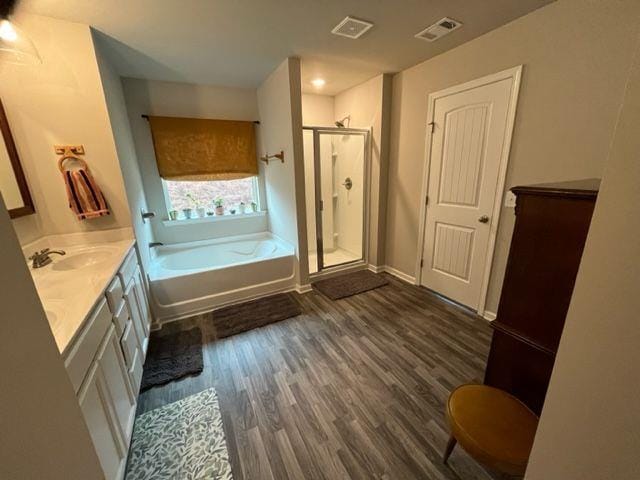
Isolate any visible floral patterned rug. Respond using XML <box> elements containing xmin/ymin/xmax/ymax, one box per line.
<box><xmin>125</xmin><ymin>388</ymin><xmax>233</xmax><ymax>480</ymax></box>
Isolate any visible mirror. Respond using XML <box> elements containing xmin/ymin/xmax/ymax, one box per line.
<box><xmin>0</xmin><ymin>98</ymin><xmax>34</xmax><ymax>218</ymax></box>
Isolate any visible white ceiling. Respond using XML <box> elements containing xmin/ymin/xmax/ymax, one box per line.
<box><xmin>20</xmin><ymin>0</ymin><xmax>554</xmax><ymax>96</ymax></box>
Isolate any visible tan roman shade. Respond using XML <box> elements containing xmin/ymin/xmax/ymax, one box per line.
<box><xmin>147</xmin><ymin>115</ymin><xmax>258</xmax><ymax>181</ymax></box>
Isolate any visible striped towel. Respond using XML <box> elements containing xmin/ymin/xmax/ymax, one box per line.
<box><xmin>62</xmin><ymin>168</ymin><xmax>110</xmax><ymax>220</ymax></box>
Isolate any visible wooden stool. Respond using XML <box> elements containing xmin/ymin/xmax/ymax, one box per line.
<box><xmin>443</xmin><ymin>384</ymin><xmax>538</xmax><ymax>477</ymax></box>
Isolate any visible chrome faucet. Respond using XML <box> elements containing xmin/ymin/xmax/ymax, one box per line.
<box><xmin>29</xmin><ymin>248</ymin><xmax>66</xmax><ymax>269</ymax></box>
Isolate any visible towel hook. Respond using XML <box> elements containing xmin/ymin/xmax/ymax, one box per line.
<box><xmin>260</xmin><ymin>150</ymin><xmax>284</xmax><ymax>164</ymax></box>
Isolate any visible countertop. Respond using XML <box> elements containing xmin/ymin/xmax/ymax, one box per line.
<box><xmin>28</xmin><ymin>238</ymin><xmax>135</xmax><ymax>356</ymax></box>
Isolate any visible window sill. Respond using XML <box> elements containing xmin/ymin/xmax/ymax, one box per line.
<box><xmin>162</xmin><ymin>211</ymin><xmax>266</xmax><ymax>227</ymax></box>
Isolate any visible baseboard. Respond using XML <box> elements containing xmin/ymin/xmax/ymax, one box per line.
<box><xmin>483</xmin><ymin>310</ymin><xmax>497</xmax><ymax>321</ymax></box>
<box><xmin>367</xmin><ymin>264</ymin><xmax>385</xmax><ymax>274</ymax></box>
<box><xmin>382</xmin><ymin>265</ymin><xmax>416</xmax><ymax>284</ymax></box>
<box><xmin>296</xmin><ymin>284</ymin><xmax>312</xmax><ymax>294</ymax></box>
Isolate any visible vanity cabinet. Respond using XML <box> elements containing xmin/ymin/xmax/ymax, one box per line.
<box><xmin>66</xmin><ymin>246</ymin><xmax>151</xmax><ymax>480</ymax></box>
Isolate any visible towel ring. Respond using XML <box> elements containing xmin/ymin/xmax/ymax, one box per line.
<box><xmin>58</xmin><ymin>155</ymin><xmax>88</xmax><ymax>173</ymax></box>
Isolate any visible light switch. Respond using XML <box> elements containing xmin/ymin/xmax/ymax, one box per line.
<box><xmin>504</xmin><ymin>190</ymin><xmax>517</xmax><ymax>208</ymax></box>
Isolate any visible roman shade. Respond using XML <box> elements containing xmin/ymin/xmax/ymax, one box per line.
<box><xmin>147</xmin><ymin>115</ymin><xmax>258</xmax><ymax>181</ymax></box>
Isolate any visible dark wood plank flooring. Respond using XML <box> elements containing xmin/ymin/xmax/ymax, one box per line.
<box><xmin>137</xmin><ymin>274</ymin><xmax>503</xmax><ymax>479</ymax></box>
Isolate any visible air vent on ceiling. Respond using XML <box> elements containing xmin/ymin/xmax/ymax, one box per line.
<box><xmin>331</xmin><ymin>16</ymin><xmax>374</xmax><ymax>39</ymax></box>
<box><xmin>415</xmin><ymin>17</ymin><xmax>462</xmax><ymax>42</ymax></box>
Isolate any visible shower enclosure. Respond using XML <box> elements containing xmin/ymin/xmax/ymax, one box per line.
<box><xmin>303</xmin><ymin>127</ymin><xmax>370</xmax><ymax>274</ymax></box>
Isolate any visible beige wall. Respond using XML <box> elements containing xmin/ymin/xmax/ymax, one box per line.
<box><xmin>0</xmin><ymin>195</ymin><xmax>103</xmax><ymax>479</ymax></box>
<box><xmin>301</xmin><ymin>93</ymin><xmax>334</xmax><ymax>126</ymax></box>
<box><xmin>121</xmin><ymin>77</ymin><xmax>267</xmax><ymax>244</ymax></box>
<box><xmin>2</xmin><ymin>13</ymin><xmax>132</xmax><ymax>245</ymax></box>
<box><xmin>526</xmin><ymin>31</ymin><xmax>640</xmax><ymax>479</ymax></box>
<box><xmin>386</xmin><ymin>0</ymin><xmax>640</xmax><ymax>311</ymax></box>
<box><xmin>94</xmin><ymin>35</ymin><xmax>155</xmax><ymax>272</ymax></box>
<box><xmin>258</xmin><ymin>58</ymin><xmax>308</xmax><ymax>285</ymax></box>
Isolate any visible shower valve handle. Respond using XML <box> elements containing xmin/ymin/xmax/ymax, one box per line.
<box><xmin>342</xmin><ymin>177</ymin><xmax>353</xmax><ymax>190</ymax></box>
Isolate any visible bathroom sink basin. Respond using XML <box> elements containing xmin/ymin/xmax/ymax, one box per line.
<box><xmin>52</xmin><ymin>249</ymin><xmax>113</xmax><ymax>271</ymax></box>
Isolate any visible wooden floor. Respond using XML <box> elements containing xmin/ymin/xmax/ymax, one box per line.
<box><xmin>137</xmin><ymin>274</ymin><xmax>503</xmax><ymax>479</ymax></box>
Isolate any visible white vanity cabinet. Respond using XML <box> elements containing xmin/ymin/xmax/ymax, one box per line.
<box><xmin>65</xmin><ymin>246</ymin><xmax>151</xmax><ymax>480</ymax></box>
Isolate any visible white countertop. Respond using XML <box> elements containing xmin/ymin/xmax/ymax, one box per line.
<box><xmin>26</xmin><ymin>236</ymin><xmax>135</xmax><ymax>356</ymax></box>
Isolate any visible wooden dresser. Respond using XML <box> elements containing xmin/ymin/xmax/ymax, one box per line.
<box><xmin>484</xmin><ymin>179</ymin><xmax>599</xmax><ymax>415</ymax></box>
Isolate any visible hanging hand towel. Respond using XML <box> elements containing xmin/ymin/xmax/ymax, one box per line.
<box><xmin>58</xmin><ymin>155</ymin><xmax>110</xmax><ymax>220</ymax></box>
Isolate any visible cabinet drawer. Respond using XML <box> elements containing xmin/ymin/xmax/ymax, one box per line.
<box><xmin>120</xmin><ymin>321</ymin><xmax>138</xmax><ymax>367</ymax></box>
<box><xmin>112</xmin><ymin>301</ymin><xmax>128</xmax><ymax>338</ymax></box>
<box><xmin>118</xmin><ymin>250</ymin><xmax>137</xmax><ymax>291</ymax></box>
<box><xmin>104</xmin><ymin>277</ymin><xmax>124</xmax><ymax>314</ymax></box>
<box><xmin>65</xmin><ymin>298</ymin><xmax>112</xmax><ymax>394</ymax></box>
<box><xmin>129</xmin><ymin>348</ymin><xmax>144</xmax><ymax>393</ymax></box>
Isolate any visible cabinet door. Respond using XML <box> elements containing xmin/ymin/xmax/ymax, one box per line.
<box><xmin>124</xmin><ymin>280</ymin><xmax>147</xmax><ymax>356</ymax></box>
<box><xmin>133</xmin><ymin>266</ymin><xmax>152</xmax><ymax>336</ymax></box>
<box><xmin>100</xmin><ymin>325</ymin><xmax>137</xmax><ymax>445</ymax></box>
<box><xmin>78</xmin><ymin>361</ymin><xmax>126</xmax><ymax>480</ymax></box>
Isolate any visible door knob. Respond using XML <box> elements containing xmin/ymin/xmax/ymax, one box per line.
<box><xmin>478</xmin><ymin>215</ymin><xmax>490</xmax><ymax>223</ymax></box>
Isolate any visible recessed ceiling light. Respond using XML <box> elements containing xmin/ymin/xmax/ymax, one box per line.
<box><xmin>311</xmin><ymin>78</ymin><xmax>326</xmax><ymax>88</ymax></box>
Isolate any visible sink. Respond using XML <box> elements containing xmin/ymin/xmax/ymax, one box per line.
<box><xmin>52</xmin><ymin>248</ymin><xmax>113</xmax><ymax>271</ymax></box>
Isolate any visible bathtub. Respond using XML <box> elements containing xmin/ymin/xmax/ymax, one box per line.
<box><xmin>148</xmin><ymin>232</ymin><xmax>295</xmax><ymax>323</ymax></box>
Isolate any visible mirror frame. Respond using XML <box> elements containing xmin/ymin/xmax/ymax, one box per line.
<box><xmin>0</xmin><ymin>99</ymin><xmax>35</xmax><ymax>218</ymax></box>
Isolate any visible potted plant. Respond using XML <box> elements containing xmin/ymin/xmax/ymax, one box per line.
<box><xmin>214</xmin><ymin>197</ymin><xmax>224</xmax><ymax>215</ymax></box>
<box><xmin>251</xmin><ymin>201</ymin><xmax>258</xmax><ymax>213</ymax></box>
<box><xmin>187</xmin><ymin>193</ymin><xmax>206</xmax><ymax>218</ymax></box>
<box><xmin>182</xmin><ymin>208</ymin><xmax>192</xmax><ymax>219</ymax></box>
<box><xmin>169</xmin><ymin>210</ymin><xmax>178</xmax><ymax>221</ymax></box>
<box><xmin>239</xmin><ymin>201</ymin><xmax>246</xmax><ymax>214</ymax></box>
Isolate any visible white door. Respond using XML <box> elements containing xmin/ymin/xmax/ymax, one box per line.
<box><xmin>420</xmin><ymin>71</ymin><xmax>519</xmax><ymax>309</ymax></box>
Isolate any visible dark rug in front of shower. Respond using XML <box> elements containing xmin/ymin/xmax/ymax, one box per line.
<box><xmin>140</xmin><ymin>327</ymin><xmax>203</xmax><ymax>391</ymax></box>
<box><xmin>209</xmin><ymin>293</ymin><xmax>302</xmax><ymax>339</ymax></box>
<box><xmin>313</xmin><ymin>270</ymin><xmax>389</xmax><ymax>300</ymax></box>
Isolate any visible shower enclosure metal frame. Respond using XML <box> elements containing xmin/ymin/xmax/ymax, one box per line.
<box><xmin>303</xmin><ymin>126</ymin><xmax>371</xmax><ymax>274</ymax></box>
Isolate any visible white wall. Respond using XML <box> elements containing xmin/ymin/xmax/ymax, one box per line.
<box><xmin>526</xmin><ymin>31</ymin><xmax>640</xmax><ymax>479</ymax></box>
<box><xmin>0</xmin><ymin>195</ymin><xmax>103</xmax><ymax>479</ymax></box>
<box><xmin>122</xmin><ymin>78</ymin><xmax>267</xmax><ymax>244</ymax></box>
<box><xmin>258</xmin><ymin>58</ymin><xmax>308</xmax><ymax>285</ymax></box>
<box><xmin>93</xmin><ymin>35</ymin><xmax>155</xmax><ymax>271</ymax></box>
<box><xmin>1</xmin><ymin>13</ymin><xmax>132</xmax><ymax>245</ymax></box>
<box><xmin>386</xmin><ymin>0</ymin><xmax>640</xmax><ymax>312</ymax></box>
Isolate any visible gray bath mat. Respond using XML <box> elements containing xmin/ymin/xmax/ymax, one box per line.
<box><xmin>140</xmin><ymin>327</ymin><xmax>203</xmax><ymax>391</ymax></box>
<box><xmin>125</xmin><ymin>388</ymin><xmax>233</xmax><ymax>480</ymax></box>
<box><xmin>210</xmin><ymin>293</ymin><xmax>301</xmax><ymax>339</ymax></box>
<box><xmin>313</xmin><ymin>270</ymin><xmax>389</xmax><ymax>300</ymax></box>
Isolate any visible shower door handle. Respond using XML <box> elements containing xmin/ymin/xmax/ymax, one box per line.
<box><xmin>342</xmin><ymin>177</ymin><xmax>353</xmax><ymax>190</ymax></box>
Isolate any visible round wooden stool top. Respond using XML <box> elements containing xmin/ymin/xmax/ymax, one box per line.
<box><xmin>446</xmin><ymin>384</ymin><xmax>539</xmax><ymax>476</ymax></box>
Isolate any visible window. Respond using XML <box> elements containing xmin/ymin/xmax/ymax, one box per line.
<box><xmin>164</xmin><ymin>177</ymin><xmax>259</xmax><ymax>215</ymax></box>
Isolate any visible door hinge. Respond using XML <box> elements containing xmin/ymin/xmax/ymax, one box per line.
<box><xmin>428</xmin><ymin>121</ymin><xmax>435</xmax><ymax>133</ymax></box>
<box><xmin>420</xmin><ymin>258</ymin><xmax>424</xmax><ymax>268</ymax></box>
<box><xmin>425</xmin><ymin>195</ymin><xmax>429</xmax><ymax>206</ymax></box>
<box><xmin>319</xmin><ymin>200</ymin><xmax>324</xmax><ymax>211</ymax></box>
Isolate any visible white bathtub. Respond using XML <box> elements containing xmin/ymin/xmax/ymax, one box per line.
<box><xmin>148</xmin><ymin>232</ymin><xmax>295</xmax><ymax>323</ymax></box>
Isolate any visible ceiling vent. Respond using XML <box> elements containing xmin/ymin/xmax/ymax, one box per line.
<box><xmin>331</xmin><ymin>16</ymin><xmax>374</xmax><ymax>39</ymax></box>
<box><xmin>415</xmin><ymin>17</ymin><xmax>462</xmax><ymax>42</ymax></box>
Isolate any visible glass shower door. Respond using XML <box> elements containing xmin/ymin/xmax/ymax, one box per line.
<box><xmin>315</xmin><ymin>130</ymin><xmax>367</xmax><ymax>270</ymax></box>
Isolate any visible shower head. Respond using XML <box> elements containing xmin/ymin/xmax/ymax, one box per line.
<box><xmin>335</xmin><ymin>115</ymin><xmax>350</xmax><ymax>128</ymax></box>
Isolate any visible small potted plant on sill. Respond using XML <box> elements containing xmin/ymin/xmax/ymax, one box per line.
<box><xmin>169</xmin><ymin>210</ymin><xmax>178</xmax><ymax>221</ymax></box>
<box><xmin>251</xmin><ymin>201</ymin><xmax>258</xmax><ymax>213</ymax></box>
<box><xmin>239</xmin><ymin>201</ymin><xmax>246</xmax><ymax>214</ymax></box>
<box><xmin>214</xmin><ymin>197</ymin><xmax>224</xmax><ymax>216</ymax></box>
<box><xmin>182</xmin><ymin>208</ymin><xmax>192</xmax><ymax>219</ymax></box>
<box><xmin>186</xmin><ymin>193</ymin><xmax>206</xmax><ymax>218</ymax></box>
